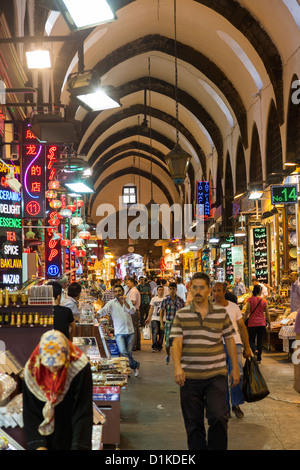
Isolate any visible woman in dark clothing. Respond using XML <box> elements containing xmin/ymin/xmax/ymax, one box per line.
<box><xmin>22</xmin><ymin>329</ymin><xmax>93</xmax><ymax>450</ymax></box>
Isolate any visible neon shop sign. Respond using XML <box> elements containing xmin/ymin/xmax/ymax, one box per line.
<box><xmin>45</xmin><ymin>145</ymin><xmax>62</xmax><ymax>279</ymax></box>
<box><xmin>22</xmin><ymin>129</ymin><xmax>46</xmax><ymax>219</ymax></box>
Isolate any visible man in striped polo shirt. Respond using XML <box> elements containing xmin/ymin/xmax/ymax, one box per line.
<box><xmin>170</xmin><ymin>272</ymin><xmax>239</xmax><ymax>450</ymax></box>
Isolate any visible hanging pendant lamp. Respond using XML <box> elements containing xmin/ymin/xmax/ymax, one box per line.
<box><xmin>165</xmin><ymin>0</ymin><xmax>191</xmax><ymax>185</ymax></box>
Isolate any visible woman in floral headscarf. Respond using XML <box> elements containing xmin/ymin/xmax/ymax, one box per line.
<box><xmin>22</xmin><ymin>330</ymin><xmax>93</xmax><ymax>450</ymax></box>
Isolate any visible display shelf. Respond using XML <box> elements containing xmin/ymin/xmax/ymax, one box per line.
<box><xmin>0</xmin><ymin>428</ymin><xmax>25</xmax><ymax>450</ymax></box>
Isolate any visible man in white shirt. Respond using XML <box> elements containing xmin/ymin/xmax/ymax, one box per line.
<box><xmin>126</xmin><ymin>278</ymin><xmax>141</xmax><ymax>350</ymax></box>
<box><xmin>97</xmin><ymin>284</ymin><xmax>140</xmax><ymax>376</ymax></box>
<box><xmin>176</xmin><ymin>277</ymin><xmax>187</xmax><ymax>302</ymax></box>
<box><xmin>212</xmin><ymin>282</ymin><xmax>252</xmax><ymax>419</ymax></box>
<box><xmin>145</xmin><ymin>285</ymin><xmax>165</xmax><ymax>352</ymax></box>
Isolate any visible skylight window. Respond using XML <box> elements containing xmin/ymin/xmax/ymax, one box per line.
<box><xmin>217</xmin><ymin>31</ymin><xmax>263</xmax><ymax>91</ymax></box>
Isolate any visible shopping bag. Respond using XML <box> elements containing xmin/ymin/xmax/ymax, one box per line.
<box><xmin>142</xmin><ymin>325</ymin><xmax>151</xmax><ymax>340</ymax></box>
<box><xmin>242</xmin><ymin>357</ymin><xmax>270</xmax><ymax>402</ymax></box>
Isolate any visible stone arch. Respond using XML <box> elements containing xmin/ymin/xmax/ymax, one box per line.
<box><xmin>266</xmin><ymin>100</ymin><xmax>283</xmax><ymax>178</ymax></box>
<box><xmin>235</xmin><ymin>139</ymin><xmax>247</xmax><ymax>194</ymax></box>
<box><xmin>224</xmin><ymin>152</ymin><xmax>234</xmax><ymax>231</ymax></box>
<box><xmin>249</xmin><ymin>123</ymin><xmax>263</xmax><ymax>185</ymax></box>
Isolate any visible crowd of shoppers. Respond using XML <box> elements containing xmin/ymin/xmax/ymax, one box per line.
<box><xmin>21</xmin><ymin>270</ymin><xmax>300</xmax><ymax>451</ymax></box>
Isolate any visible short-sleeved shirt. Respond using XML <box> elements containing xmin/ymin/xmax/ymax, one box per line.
<box><xmin>150</xmin><ymin>295</ymin><xmax>165</xmax><ymax>321</ymax></box>
<box><xmin>161</xmin><ymin>295</ymin><xmax>185</xmax><ymax>322</ymax></box>
<box><xmin>53</xmin><ymin>305</ymin><xmax>74</xmax><ymax>339</ymax></box>
<box><xmin>170</xmin><ymin>301</ymin><xmax>235</xmax><ymax>380</ymax></box>
<box><xmin>137</xmin><ymin>283</ymin><xmax>152</xmax><ymax>305</ymax></box>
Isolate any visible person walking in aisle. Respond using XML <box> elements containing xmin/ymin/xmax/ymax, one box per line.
<box><xmin>244</xmin><ymin>284</ymin><xmax>271</xmax><ymax>364</ymax></box>
<box><xmin>97</xmin><ymin>284</ymin><xmax>140</xmax><ymax>377</ymax></box>
<box><xmin>212</xmin><ymin>282</ymin><xmax>252</xmax><ymax>419</ymax></box>
<box><xmin>145</xmin><ymin>285</ymin><xmax>165</xmax><ymax>352</ymax></box>
<box><xmin>22</xmin><ymin>329</ymin><xmax>93</xmax><ymax>450</ymax></box>
<box><xmin>47</xmin><ymin>281</ymin><xmax>75</xmax><ymax>339</ymax></box>
<box><xmin>137</xmin><ymin>276</ymin><xmax>152</xmax><ymax>328</ymax></box>
<box><xmin>176</xmin><ymin>277</ymin><xmax>187</xmax><ymax>302</ymax></box>
<box><xmin>126</xmin><ymin>277</ymin><xmax>141</xmax><ymax>350</ymax></box>
<box><xmin>170</xmin><ymin>272</ymin><xmax>239</xmax><ymax>450</ymax></box>
<box><xmin>160</xmin><ymin>282</ymin><xmax>185</xmax><ymax>365</ymax></box>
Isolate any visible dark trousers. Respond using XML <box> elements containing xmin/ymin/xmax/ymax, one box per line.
<box><xmin>132</xmin><ymin>309</ymin><xmax>141</xmax><ymax>350</ymax></box>
<box><xmin>139</xmin><ymin>304</ymin><xmax>150</xmax><ymax>328</ymax></box>
<box><xmin>180</xmin><ymin>375</ymin><xmax>228</xmax><ymax>450</ymax></box>
<box><xmin>151</xmin><ymin>320</ymin><xmax>164</xmax><ymax>351</ymax></box>
<box><xmin>247</xmin><ymin>326</ymin><xmax>266</xmax><ymax>361</ymax></box>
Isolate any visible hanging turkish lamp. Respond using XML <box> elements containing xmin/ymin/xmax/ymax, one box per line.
<box><xmin>48</xmin><ymin>180</ymin><xmax>60</xmax><ymax>190</ymax></box>
<box><xmin>78</xmin><ymin>230</ymin><xmax>91</xmax><ymax>240</ymax></box>
<box><xmin>59</xmin><ymin>208</ymin><xmax>73</xmax><ymax>218</ymax></box>
<box><xmin>49</xmin><ymin>199</ymin><xmax>62</xmax><ymax>209</ymax></box>
<box><xmin>48</xmin><ymin>218</ymin><xmax>60</xmax><ymax>227</ymax></box>
<box><xmin>45</xmin><ymin>190</ymin><xmax>57</xmax><ymax>199</ymax></box>
<box><xmin>70</xmin><ymin>216</ymin><xmax>83</xmax><ymax>226</ymax></box>
<box><xmin>61</xmin><ymin>239</ymin><xmax>72</xmax><ymax>247</ymax></box>
<box><xmin>69</xmin><ymin>245</ymin><xmax>77</xmax><ymax>253</ymax></box>
<box><xmin>75</xmin><ymin>249</ymin><xmax>86</xmax><ymax>257</ymax></box>
<box><xmin>72</xmin><ymin>236</ymin><xmax>84</xmax><ymax>247</ymax></box>
<box><xmin>75</xmin><ymin>199</ymin><xmax>84</xmax><ymax>208</ymax></box>
<box><xmin>164</xmin><ymin>0</ymin><xmax>191</xmax><ymax>185</ymax></box>
<box><xmin>78</xmin><ymin>222</ymin><xmax>90</xmax><ymax>231</ymax></box>
<box><xmin>67</xmin><ymin>204</ymin><xmax>77</xmax><ymax>213</ymax></box>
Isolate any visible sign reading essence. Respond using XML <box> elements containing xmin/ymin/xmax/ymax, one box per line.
<box><xmin>0</xmin><ymin>161</ymin><xmax>22</xmax><ymax>287</ymax></box>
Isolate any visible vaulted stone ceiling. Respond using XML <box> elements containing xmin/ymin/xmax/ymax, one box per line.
<box><xmin>1</xmin><ymin>0</ymin><xmax>300</xmax><ymax>222</ymax></box>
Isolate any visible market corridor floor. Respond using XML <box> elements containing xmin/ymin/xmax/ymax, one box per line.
<box><xmin>118</xmin><ymin>340</ymin><xmax>300</xmax><ymax>450</ymax></box>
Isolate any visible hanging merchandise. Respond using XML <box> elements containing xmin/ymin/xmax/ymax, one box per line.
<box><xmin>71</xmin><ymin>216</ymin><xmax>83</xmax><ymax>226</ymax></box>
<box><xmin>61</xmin><ymin>239</ymin><xmax>71</xmax><ymax>247</ymax></box>
<box><xmin>72</xmin><ymin>236</ymin><xmax>84</xmax><ymax>247</ymax></box>
<box><xmin>78</xmin><ymin>230</ymin><xmax>91</xmax><ymax>240</ymax></box>
<box><xmin>59</xmin><ymin>208</ymin><xmax>73</xmax><ymax>218</ymax></box>
<box><xmin>67</xmin><ymin>204</ymin><xmax>77</xmax><ymax>212</ymax></box>
<box><xmin>45</xmin><ymin>190</ymin><xmax>57</xmax><ymax>199</ymax></box>
<box><xmin>48</xmin><ymin>180</ymin><xmax>60</xmax><ymax>190</ymax></box>
<box><xmin>49</xmin><ymin>199</ymin><xmax>62</xmax><ymax>209</ymax></box>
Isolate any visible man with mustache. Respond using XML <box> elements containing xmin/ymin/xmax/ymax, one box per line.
<box><xmin>170</xmin><ymin>272</ymin><xmax>239</xmax><ymax>450</ymax></box>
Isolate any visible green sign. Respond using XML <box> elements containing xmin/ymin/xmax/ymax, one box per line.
<box><xmin>271</xmin><ymin>185</ymin><xmax>298</xmax><ymax>204</ymax></box>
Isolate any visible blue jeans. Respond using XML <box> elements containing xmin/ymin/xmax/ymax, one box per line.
<box><xmin>225</xmin><ymin>344</ymin><xmax>244</xmax><ymax>408</ymax></box>
<box><xmin>151</xmin><ymin>320</ymin><xmax>164</xmax><ymax>350</ymax></box>
<box><xmin>180</xmin><ymin>375</ymin><xmax>228</xmax><ymax>450</ymax></box>
<box><xmin>115</xmin><ymin>334</ymin><xmax>139</xmax><ymax>370</ymax></box>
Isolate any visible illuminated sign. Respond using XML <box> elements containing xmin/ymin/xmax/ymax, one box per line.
<box><xmin>0</xmin><ymin>162</ymin><xmax>22</xmax><ymax>287</ymax></box>
<box><xmin>22</xmin><ymin>128</ymin><xmax>46</xmax><ymax>218</ymax></box>
<box><xmin>271</xmin><ymin>185</ymin><xmax>298</xmax><ymax>205</ymax></box>
<box><xmin>196</xmin><ymin>181</ymin><xmax>211</xmax><ymax>219</ymax></box>
<box><xmin>45</xmin><ymin>145</ymin><xmax>61</xmax><ymax>279</ymax></box>
<box><xmin>253</xmin><ymin>227</ymin><xmax>268</xmax><ymax>283</ymax></box>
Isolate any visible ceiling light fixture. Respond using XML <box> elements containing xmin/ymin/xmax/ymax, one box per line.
<box><xmin>248</xmin><ymin>190</ymin><xmax>263</xmax><ymax>200</ymax></box>
<box><xmin>55</xmin><ymin>0</ymin><xmax>115</xmax><ymax>30</ymax></box>
<box><xmin>67</xmin><ymin>64</ymin><xmax>120</xmax><ymax>112</ymax></box>
<box><xmin>26</xmin><ymin>49</ymin><xmax>52</xmax><ymax>69</ymax></box>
